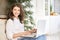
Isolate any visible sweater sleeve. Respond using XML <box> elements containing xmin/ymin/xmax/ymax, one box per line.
<box><xmin>6</xmin><ymin>19</ymin><xmax>14</xmax><ymax>40</ymax></box>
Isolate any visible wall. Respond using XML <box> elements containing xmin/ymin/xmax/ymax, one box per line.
<box><xmin>0</xmin><ymin>0</ymin><xmax>7</xmax><ymax>18</ymax></box>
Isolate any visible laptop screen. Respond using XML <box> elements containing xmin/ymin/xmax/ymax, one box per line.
<box><xmin>36</xmin><ymin>19</ymin><xmax>47</xmax><ymax>37</ymax></box>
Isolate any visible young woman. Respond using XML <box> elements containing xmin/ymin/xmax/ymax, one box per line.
<box><xmin>6</xmin><ymin>3</ymin><xmax>36</xmax><ymax>40</ymax></box>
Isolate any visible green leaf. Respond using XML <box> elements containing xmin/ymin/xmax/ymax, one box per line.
<box><xmin>24</xmin><ymin>20</ymin><xmax>29</xmax><ymax>24</ymax></box>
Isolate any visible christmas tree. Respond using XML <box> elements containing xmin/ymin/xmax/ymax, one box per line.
<box><xmin>7</xmin><ymin>0</ymin><xmax>35</xmax><ymax>31</ymax></box>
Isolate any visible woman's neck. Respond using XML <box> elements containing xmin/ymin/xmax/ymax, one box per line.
<box><xmin>13</xmin><ymin>16</ymin><xmax>19</xmax><ymax>19</ymax></box>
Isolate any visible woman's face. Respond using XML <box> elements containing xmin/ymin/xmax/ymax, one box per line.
<box><xmin>12</xmin><ymin>6</ymin><xmax>20</xmax><ymax>18</ymax></box>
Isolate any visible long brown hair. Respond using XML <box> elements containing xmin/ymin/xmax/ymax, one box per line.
<box><xmin>7</xmin><ymin>3</ymin><xmax>24</xmax><ymax>23</ymax></box>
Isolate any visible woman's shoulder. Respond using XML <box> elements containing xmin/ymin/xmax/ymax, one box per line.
<box><xmin>7</xmin><ymin>19</ymin><xmax>13</xmax><ymax>23</ymax></box>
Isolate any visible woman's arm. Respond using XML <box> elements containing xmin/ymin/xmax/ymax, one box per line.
<box><xmin>13</xmin><ymin>29</ymin><xmax>37</xmax><ymax>38</ymax></box>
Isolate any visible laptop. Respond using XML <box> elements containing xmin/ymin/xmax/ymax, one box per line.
<box><xmin>36</xmin><ymin>19</ymin><xmax>47</xmax><ymax>37</ymax></box>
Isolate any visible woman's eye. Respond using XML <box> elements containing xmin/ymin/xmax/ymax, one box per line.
<box><xmin>18</xmin><ymin>10</ymin><xmax>20</xmax><ymax>11</ymax></box>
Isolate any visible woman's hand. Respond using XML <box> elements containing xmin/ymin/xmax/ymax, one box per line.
<box><xmin>13</xmin><ymin>29</ymin><xmax>37</xmax><ymax>38</ymax></box>
<box><xmin>30</xmin><ymin>29</ymin><xmax>37</xmax><ymax>34</ymax></box>
<box><xmin>13</xmin><ymin>30</ymin><xmax>33</xmax><ymax>38</ymax></box>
